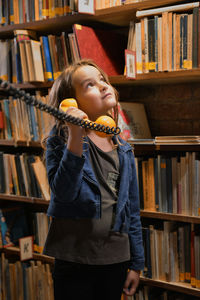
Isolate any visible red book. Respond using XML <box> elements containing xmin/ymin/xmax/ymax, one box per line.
<box><xmin>73</xmin><ymin>24</ymin><xmax>126</xmax><ymax>76</ymax></box>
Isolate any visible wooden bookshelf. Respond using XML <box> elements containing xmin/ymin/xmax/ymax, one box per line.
<box><xmin>0</xmin><ymin>139</ymin><xmax>41</xmax><ymax>148</ymax></box>
<box><xmin>0</xmin><ymin>193</ymin><xmax>49</xmax><ymax>205</ymax></box>
<box><xmin>1</xmin><ymin>69</ymin><xmax>200</xmax><ymax>92</ymax></box>
<box><xmin>110</xmin><ymin>69</ymin><xmax>200</xmax><ymax>85</ymax></box>
<box><xmin>0</xmin><ymin>194</ymin><xmax>49</xmax><ymax>212</ymax></box>
<box><xmin>140</xmin><ymin>210</ymin><xmax>200</xmax><ymax>224</ymax></box>
<box><xmin>140</xmin><ymin>277</ymin><xmax>200</xmax><ymax>297</ymax></box>
<box><xmin>1</xmin><ymin>246</ymin><xmax>54</xmax><ymax>264</ymax></box>
<box><xmin>0</xmin><ymin>1</ymin><xmax>200</xmax><ymax>298</ymax></box>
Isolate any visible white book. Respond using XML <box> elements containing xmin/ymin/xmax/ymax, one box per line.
<box><xmin>136</xmin><ymin>2</ymin><xmax>200</xmax><ymax>18</ymax></box>
<box><xmin>30</xmin><ymin>40</ymin><xmax>45</xmax><ymax>82</ymax></box>
<box><xmin>158</xmin><ymin>16</ymin><xmax>162</xmax><ymax>71</ymax></box>
<box><xmin>136</xmin><ymin>22</ymin><xmax>142</xmax><ymax>74</ymax></box>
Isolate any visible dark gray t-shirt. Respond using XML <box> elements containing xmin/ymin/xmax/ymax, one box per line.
<box><xmin>43</xmin><ymin>139</ymin><xmax>130</xmax><ymax>264</ymax></box>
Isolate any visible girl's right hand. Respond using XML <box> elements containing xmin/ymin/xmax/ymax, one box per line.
<box><xmin>65</xmin><ymin>106</ymin><xmax>88</xmax><ymax>137</ymax></box>
<box><xmin>65</xmin><ymin>107</ymin><xmax>88</xmax><ymax>157</ymax></box>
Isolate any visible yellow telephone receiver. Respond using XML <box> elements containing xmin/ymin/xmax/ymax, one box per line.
<box><xmin>59</xmin><ymin>98</ymin><xmax>117</xmax><ymax>137</ymax></box>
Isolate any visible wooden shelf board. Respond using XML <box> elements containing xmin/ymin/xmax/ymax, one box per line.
<box><xmin>132</xmin><ymin>143</ymin><xmax>200</xmax><ymax>154</ymax></box>
<box><xmin>1</xmin><ymin>246</ymin><xmax>54</xmax><ymax>264</ymax></box>
<box><xmin>0</xmin><ymin>193</ymin><xmax>49</xmax><ymax>206</ymax></box>
<box><xmin>140</xmin><ymin>277</ymin><xmax>200</xmax><ymax>297</ymax></box>
<box><xmin>0</xmin><ymin>139</ymin><xmax>41</xmax><ymax>148</ymax></box>
<box><xmin>95</xmin><ymin>0</ymin><xmax>186</xmax><ymax>25</ymax></box>
<box><xmin>110</xmin><ymin>69</ymin><xmax>200</xmax><ymax>85</ymax></box>
<box><xmin>141</xmin><ymin>210</ymin><xmax>200</xmax><ymax>224</ymax></box>
<box><xmin>1</xmin><ymin>70</ymin><xmax>200</xmax><ymax>91</ymax></box>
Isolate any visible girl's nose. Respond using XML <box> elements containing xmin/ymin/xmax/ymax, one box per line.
<box><xmin>98</xmin><ymin>81</ymin><xmax>107</xmax><ymax>91</ymax></box>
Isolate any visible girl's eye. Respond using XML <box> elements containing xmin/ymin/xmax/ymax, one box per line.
<box><xmin>86</xmin><ymin>82</ymin><xmax>93</xmax><ymax>88</ymax></box>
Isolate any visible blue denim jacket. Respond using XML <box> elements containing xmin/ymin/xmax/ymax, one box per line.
<box><xmin>45</xmin><ymin>128</ymin><xmax>144</xmax><ymax>270</ymax></box>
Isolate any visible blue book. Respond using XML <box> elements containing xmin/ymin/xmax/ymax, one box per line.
<box><xmin>41</xmin><ymin>36</ymin><xmax>54</xmax><ymax>81</ymax></box>
<box><xmin>10</xmin><ymin>0</ymin><xmax>14</xmax><ymax>25</ymax></box>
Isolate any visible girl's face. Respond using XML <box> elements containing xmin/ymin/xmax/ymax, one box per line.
<box><xmin>72</xmin><ymin>65</ymin><xmax>117</xmax><ymax>121</ymax></box>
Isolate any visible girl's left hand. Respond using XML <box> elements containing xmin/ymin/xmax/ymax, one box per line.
<box><xmin>123</xmin><ymin>269</ymin><xmax>140</xmax><ymax>296</ymax></box>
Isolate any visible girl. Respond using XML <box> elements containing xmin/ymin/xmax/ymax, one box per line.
<box><xmin>43</xmin><ymin>59</ymin><xmax>144</xmax><ymax>300</ymax></box>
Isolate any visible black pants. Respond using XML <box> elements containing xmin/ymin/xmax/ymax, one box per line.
<box><xmin>53</xmin><ymin>259</ymin><xmax>129</xmax><ymax>300</ymax></box>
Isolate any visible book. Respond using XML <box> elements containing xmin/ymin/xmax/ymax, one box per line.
<box><xmin>40</xmin><ymin>36</ymin><xmax>54</xmax><ymax>81</ymax></box>
<box><xmin>142</xmin><ymin>226</ymin><xmax>152</xmax><ymax>278</ymax></box>
<box><xmin>73</xmin><ymin>24</ymin><xmax>126</xmax><ymax>76</ymax></box>
<box><xmin>0</xmin><ymin>152</ymin><xmax>5</xmax><ymax>193</ymax></box>
<box><xmin>135</xmin><ymin>22</ymin><xmax>142</xmax><ymax>74</ymax></box>
<box><xmin>148</xmin><ymin>18</ymin><xmax>155</xmax><ymax>72</ymax></box>
<box><xmin>14</xmin><ymin>154</ymin><xmax>26</xmax><ymax>196</ymax></box>
<box><xmin>0</xmin><ymin>40</ymin><xmax>9</xmax><ymax>82</ymax></box>
<box><xmin>32</xmin><ymin>157</ymin><xmax>50</xmax><ymax>201</ymax></box>
<box><xmin>24</xmin><ymin>40</ymin><xmax>35</xmax><ymax>82</ymax></box>
<box><xmin>19</xmin><ymin>40</ymin><xmax>29</xmax><ymax>82</ymax></box>
<box><xmin>118</xmin><ymin>102</ymin><xmax>152</xmax><ymax>141</ymax></box>
<box><xmin>192</xmin><ymin>7</ymin><xmax>199</xmax><ymax>69</ymax></box>
<box><xmin>147</xmin><ymin>157</ymin><xmax>156</xmax><ymax>212</ymax></box>
<box><xmin>48</xmin><ymin>35</ymin><xmax>60</xmax><ymax>80</ymax></box>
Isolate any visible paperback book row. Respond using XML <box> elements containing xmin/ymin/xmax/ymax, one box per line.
<box><xmin>135</xmin><ymin>152</ymin><xmax>200</xmax><ymax>216</ymax></box>
<box><xmin>0</xmin><ymin>152</ymin><xmax>50</xmax><ymax>200</ymax></box>
<box><xmin>142</xmin><ymin>222</ymin><xmax>200</xmax><ymax>289</ymax></box>
<box><xmin>0</xmin><ymin>207</ymin><xmax>49</xmax><ymax>254</ymax></box>
<box><xmin>0</xmin><ymin>95</ymin><xmax>52</xmax><ymax>143</ymax></box>
<box><xmin>0</xmin><ymin>23</ymin><xmax>127</xmax><ymax>83</ymax></box>
<box><xmin>127</xmin><ymin>1</ymin><xmax>200</xmax><ymax>74</ymax></box>
<box><xmin>121</xmin><ymin>286</ymin><xmax>200</xmax><ymax>300</ymax></box>
<box><xmin>0</xmin><ymin>0</ymin><xmax>78</xmax><ymax>25</ymax></box>
<box><xmin>0</xmin><ymin>0</ymin><xmax>137</xmax><ymax>26</ymax></box>
<box><xmin>0</xmin><ymin>253</ymin><xmax>54</xmax><ymax>300</ymax></box>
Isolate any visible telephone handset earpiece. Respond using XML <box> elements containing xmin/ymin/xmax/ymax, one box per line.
<box><xmin>59</xmin><ymin>98</ymin><xmax>116</xmax><ymax>137</ymax></box>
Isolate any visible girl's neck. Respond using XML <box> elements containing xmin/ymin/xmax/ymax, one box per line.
<box><xmin>87</xmin><ymin>131</ymin><xmax>115</xmax><ymax>152</ymax></box>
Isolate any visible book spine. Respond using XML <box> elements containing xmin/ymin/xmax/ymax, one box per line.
<box><xmin>192</xmin><ymin>7</ymin><xmax>198</xmax><ymax>68</ymax></box>
<box><xmin>148</xmin><ymin>18</ymin><xmax>155</xmax><ymax>72</ymax></box>
<box><xmin>41</xmin><ymin>36</ymin><xmax>54</xmax><ymax>81</ymax></box>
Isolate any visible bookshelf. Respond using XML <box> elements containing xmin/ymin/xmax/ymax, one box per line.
<box><xmin>0</xmin><ymin>0</ymin><xmax>200</xmax><ymax>299</ymax></box>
